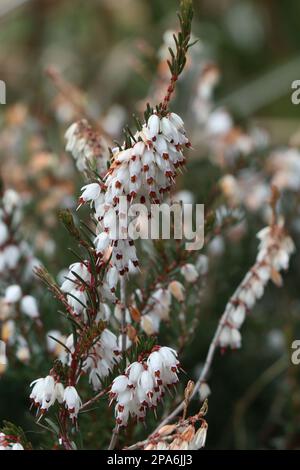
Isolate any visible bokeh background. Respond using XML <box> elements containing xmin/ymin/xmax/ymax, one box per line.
<box><xmin>0</xmin><ymin>0</ymin><xmax>300</xmax><ymax>449</ymax></box>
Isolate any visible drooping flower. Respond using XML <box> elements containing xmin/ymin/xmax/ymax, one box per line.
<box><xmin>180</xmin><ymin>263</ymin><xmax>198</xmax><ymax>283</ymax></box>
<box><xmin>4</xmin><ymin>285</ymin><xmax>22</xmax><ymax>304</ymax></box>
<box><xmin>63</xmin><ymin>386</ymin><xmax>82</xmax><ymax>421</ymax></box>
<box><xmin>20</xmin><ymin>295</ymin><xmax>39</xmax><ymax>318</ymax></box>
<box><xmin>29</xmin><ymin>375</ymin><xmax>65</xmax><ymax>413</ymax></box>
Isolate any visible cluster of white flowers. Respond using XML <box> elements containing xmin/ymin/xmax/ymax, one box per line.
<box><xmin>219</xmin><ymin>221</ymin><xmax>295</xmax><ymax>349</ymax></box>
<box><xmin>0</xmin><ymin>287</ymin><xmax>39</xmax><ymax>368</ymax></box>
<box><xmin>0</xmin><ymin>189</ymin><xmax>23</xmax><ymax>274</ymax></box>
<box><xmin>219</xmin><ymin>149</ymin><xmax>300</xmax><ymax>215</ymax></box>
<box><xmin>3</xmin><ymin>284</ymin><xmax>39</xmax><ymax>318</ymax></box>
<box><xmin>29</xmin><ymin>375</ymin><xmax>81</xmax><ymax>421</ymax></box>
<box><xmin>268</xmin><ymin>148</ymin><xmax>300</xmax><ymax>191</ymax></box>
<box><xmin>139</xmin><ymin>279</ymin><xmax>187</xmax><ymax>336</ymax></box>
<box><xmin>65</xmin><ymin>119</ymin><xmax>109</xmax><ymax>175</ymax></box>
<box><xmin>0</xmin><ymin>190</ymin><xmax>41</xmax><ymax>372</ymax></box>
<box><xmin>82</xmin><ymin>328</ymin><xmax>121</xmax><ymax>391</ymax></box>
<box><xmin>140</xmin><ymin>287</ymin><xmax>171</xmax><ymax>336</ymax></box>
<box><xmin>110</xmin><ymin>346</ymin><xmax>179</xmax><ymax>427</ymax></box>
<box><xmin>0</xmin><ymin>433</ymin><xmax>24</xmax><ymax>450</ymax></box>
<box><xmin>60</xmin><ymin>261</ymin><xmax>92</xmax><ymax>315</ymax></box>
<box><xmin>72</xmin><ymin>111</ymin><xmax>190</xmax><ymax>286</ymax></box>
<box><xmin>46</xmin><ymin>329</ymin><xmax>68</xmax><ymax>361</ymax></box>
<box><xmin>1</xmin><ymin>285</ymin><xmax>39</xmax><ymax>364</ymax></box>
<box><xmin>137</xmin><ymin>269</ymin><xmax>198</xmax><ymax>336</ymax></box>
<box><xmin>220</xmin><ymin>172</ymin><xmax>270</xmax><ymax>213</ymax></box>
<box><xmin>192</xmin><ymin>62</ymin><xmax>269</xmax><ymax>167</ymax></box>
<box><xmin>180</xmin><ymin>263</ymin><xmax>199</xmax><ymax>283</ymax></box>
<box><xmin>60</xmin><ymin>260</ymin><xmax>117</xmax><ymax>317</ymax></box>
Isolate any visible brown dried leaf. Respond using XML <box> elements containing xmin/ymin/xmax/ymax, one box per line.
<box><xmin>270</xmin><ymin>268</ymin><xmax>283</xmax><ymax>287</ymax></box>
<box><xmin>127</xmin><ymin>324</ymin><xmax>138</xmax><ymax>342</ymax></box>
<box><xmin>129</xmin><ymin>305</ymin><xmax>141</xmax><ymax>323</ymax></box>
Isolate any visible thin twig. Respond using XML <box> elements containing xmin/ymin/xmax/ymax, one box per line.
<box><xmin>80</xmin><ymin>387</ymin><xmax>109</xmax><ymax>411</ymax></box>
<box><xmin>107</xmin><ymin>276</ymin><xmax>127</xmax><ymax>450</ymax></box>
<box><xmin>120</xmin><ymin>276</ymin><xmax>127</xmax><ymax>354</ymax></box>
<box><xmin>108</xmin><ymin>426</ymin><xmax>119</xmax><ymax>450</ymax></box>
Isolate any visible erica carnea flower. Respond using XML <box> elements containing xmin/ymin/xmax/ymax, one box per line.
<box><xmin>30</xmin><ymin>375</ymin><xmax>64</xmax><ymax>413</ymax></box>
<box><xmin>83</xmin><ymin>328</ymin><xmax>121</xmax><ymax>391</ymax></box>
<box><xmin>110</xmin><ymin>346</ymin><xmax>180</xmax><ymax>427</ymax></box>
<box><xmin>65</xmin><ymin>119</ymin><xmax>109</xmax><ymax>175</ymax></box>
<box><xmin>60</xmin><ymin>261</ymin><xmax>92</xmax><ymax>315</ymax></box>
<box><xmin>4</xmin><ymin>285</ymin><xmax>22</xmax><ymax>303</ymax></box>
<box><xmin>63</xmin><ymin>386</ymin><xmax>82</xmax><ymax>421</ymax></box>
<box><xmin>20</xmin><ymin>295</ymin><xmax>39</xmax><ymax>318</ymax></box>
<box><xmin>180</xmin><ymin>263</ymin><xmax>198</xmax><ymax>283</ymax></box>
<box><xmin>74</xmin><ymin>111</ymin><xmax>190</xmax><ymax>288</ymax></box>
<box><xmin>0</xmin><ymin>188</ymin><xmax>40</xmax><ymax>277</ymax></box>
<box><xmin>138</xmin><ymin>287</ymin><xmax>172</xmax><ymax>335</ymax></box>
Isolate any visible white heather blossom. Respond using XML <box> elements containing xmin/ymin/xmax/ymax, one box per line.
<box><xmin>61</xmin><ymin>261</ymin><xmax>92</xmax><ymax>315</ymax></box>
<box><xmin>2</xmin><ymin>189</ymin><xmax>21</xmax><ymax>214</ymax></box>
<box><xmin>269</xmin><ymin>148</ymin><xmax>300</xmax><ymax>191</ymax></box>
<box><xmin>94</xmin><ymin>232</ymin><xmax>110</xmax><ymax>254</ymax></box>
<box><xmin>65</xmin><ymin>119</ymin><xmax>109</xmax><ymax>174</ymax></box>
<box><xmin>3</xmin><ymin>245</ymin><xmax>21</xmax><ymax>270</ymax></box>
<box><xmin>140</xmin><ymin>287</ymin><xmax>171</xmax><ymax>335</ymax></box>
<box><xmin>196</xmin><ymin>254</ymin><xmax>209</xmax><ymax>275</ymax></box>
<box><xmin>114</xmin><ymin>303</ymin><xmax>131</xmax><ymax>323</ymax></box>
<box><xmin>110</xmin><ymin>346</ymin><xmax>179</xmax><ymax>426</ymax></box>
<box><xmin>219</xmin><ymin>221</ymin><xmax>294</xmax><ymax>349</ymax></box>
<box><xmin>61</xmin><ymin>261</ymin><xmax>92</xmax><ymax>293</ymax></box>
<box><xmin>20</xmin><ymin>295</ymin><xmax>39</xmax><ymax>318</ymax></box>
<box><xmin>67</xmin><ymin>288</ymin><xmax>87</xmax><ymax>315</ymax></box>
<box><xmin>189</xmin><ymin>425</ymin><xmax>208</xmax><ymax>450</ymax></box>
<box><xmin>30</xmin><ymin>375</ymin><xmax>64</xmax><ymax>412</ymax></box>
<box><xmin>180</xmin><ymin>263</ymin><xmax>198</xmax><ymax>283</ymax></box>
<box><xmin>16</xmin><ymin>337</ymin><xmax>30</xmax><ymax>363</ymax></box>
<box><xmin>206</xmin><ymin>108</ymin><xmax>233</xmax><ymax>136</ymax></box>
<box><xmin>79</xmin><ymin>183</ymin><xmax>101</xmax><ymax>205</ymax></box>
<box><xmin>46</xmin><ymin>330</ymin><xmax>68</xmax><ymax>362</ymax></box>
<box><xmin>4</xmin><ymin>285</ymin><xmax>22</xmax><ymax>303</ymax></box>
<box><xmin>63</xmin><ymin>386</ymin><xmax>82</xmax><ymax>420</ymax></box>
<box><xmin>0</xmin><ymin>189</ymin><xmax>38</xmax><ymax>281</ymax></box>
<box><xmin>83</xmin><ymin>328</ymin><xmax>121</xmax><ymax>391</ymax></box>
<box><xmin>141</xmin><ymin>313</ymin><xmax>161</xmax><ymax>336</ymax></box>
<box><xmin>75</xmin><ymin>111</ymin><xmax>189</xmax><ymax>280</ymax></box>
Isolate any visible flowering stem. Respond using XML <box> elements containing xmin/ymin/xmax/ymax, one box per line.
<box><xmin>120</xmin><ymin>276</ymin><xmax>127</xmax><ymax>354</ymax></box>
<box><xmin>107</xmin><ymin>278</ymin><xmax>126</xmax><ymax>450</ymax></box>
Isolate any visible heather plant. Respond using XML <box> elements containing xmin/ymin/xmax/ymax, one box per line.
<box><xmin>0</xmin><ymin>0</ymin><xmax>298</xmax><ymax>451</ymax></box>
